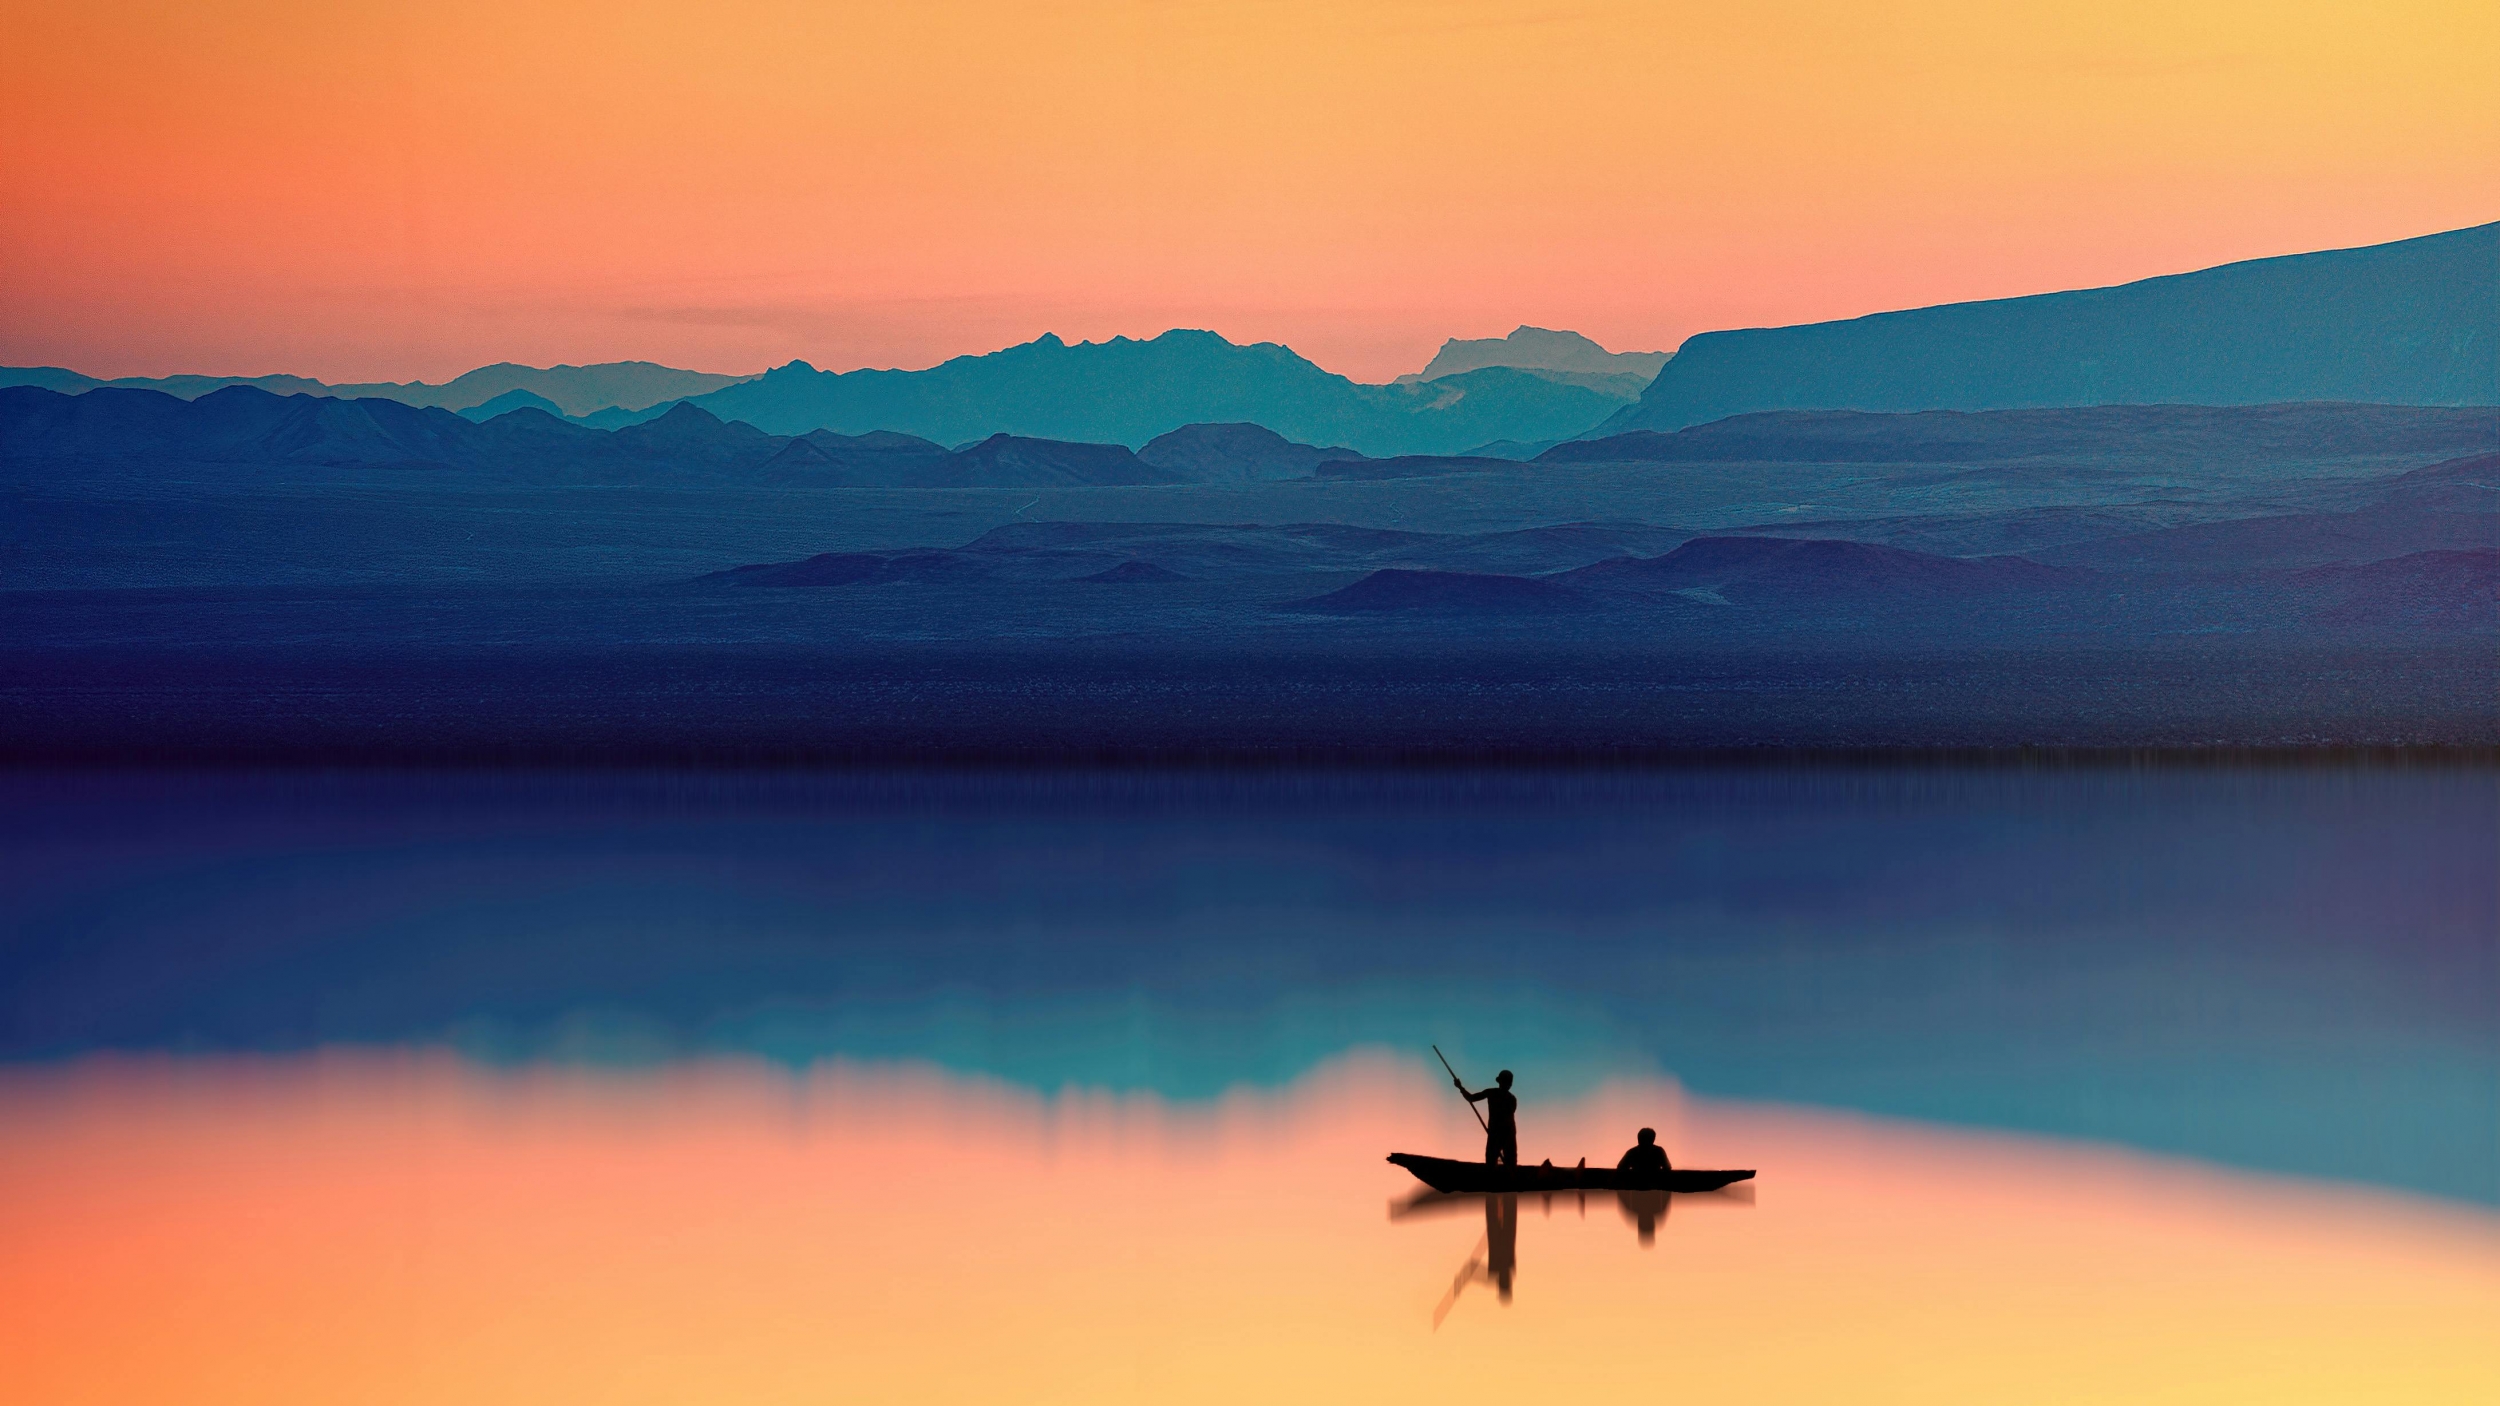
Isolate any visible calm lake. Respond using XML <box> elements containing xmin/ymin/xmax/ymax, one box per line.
<box><xmin>2</xmin><ymin>766</ymin><xmax>2493</xmax><ymax>1402</ymax></box>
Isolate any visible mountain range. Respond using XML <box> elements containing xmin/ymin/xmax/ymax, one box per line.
<box><xmin>10</xmin><ymin>220</ymin><xmax>2491</xmax><ymax>458</ymax></box>
<box><xmin>671</xmin><ymin>330</ymin><xmax>1628</xmax><ymax>456</ymax></box>
<box><xmin>14</xmin><ymin>383</ymin><xmax>2491</xmax><ymax>502</ymax></box>
<box><xmin>0</xmin><ymin>383</ymin><xmax>1506</xmax><ymax>488</ymax></box>
<box><xmin>0</xmin><ymin>333</ymin><xmax>1645</xmax><ymax>458</ymax></box>
<box><xmin>1603</xmin><ymin>221</ymin><xmax>2499</xmax><ymax>434</ymax></box>
<box><xmin>8</xmin><ymin>384</ymin><xmax>2489</xmax><ymax>754</ymax></box>
<box><xmin>0</xmin><ymin>361</ymin><xmax>752</xmax><ymax>417</ymax></box>
<box><xmin>7</xmin><ymin>220</ymin><xmax>2492</xmax><ymax>473</ymax></box>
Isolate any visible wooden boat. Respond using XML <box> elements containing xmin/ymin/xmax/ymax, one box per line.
<box><xmin>1388</xmin><ymin>1152</ymin><xmax>1754</xmax><ymax>1194</ymax></box>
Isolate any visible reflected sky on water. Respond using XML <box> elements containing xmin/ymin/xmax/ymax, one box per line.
<box><xmin>1</xmin><ymin>765</ymin><xmax>2490</xmax><ymax>1202</ymax></box>
<box><xmin>3</xmin><ymin>765</ymin><xmax>2494</xmax><ymax>1401</ymax></box>
<box><xmin>1</xmin><ymin>1054</ymin><xmax>2492</xmax><ymax>1405</ymax></box>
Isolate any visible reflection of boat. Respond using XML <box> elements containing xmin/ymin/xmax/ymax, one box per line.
<box><xmin>1618</xmin><ymin>1188</ymin><xmax>1669</xmax><ymax>1245</ymax></box>
<box><xmin>1389</xmin><ymin>1152</ymin><xmax>1754</xmax><ymax>1193</ymax></box>
<box><xmin>1432</xmin><ymin>1193</ymin><xmax>1521</xmax><ymax>1324</ymax></box>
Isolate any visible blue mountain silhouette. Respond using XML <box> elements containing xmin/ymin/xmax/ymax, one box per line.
<box><xmin>0</xmin><ymin>384</ymin><xmax>1242</xmax><ymax>488</ymax></box>
<box><xmin>1602</xmin><ymin>222</ymin><xmax>2498</xmax><ymax>433</ymax></box>
<box><xmin>0</xmin><ymin>360</ymin><xmax>752</xmax><ymax>417</ymax></box>
<box><xmin>678</xmin><ymin>330</ymin><xmax>1624</xmax><ymax>455</ymax></box>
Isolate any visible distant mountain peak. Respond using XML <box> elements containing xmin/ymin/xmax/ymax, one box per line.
<box><xmin>650</xmin><ymin>400</ymin><xmax>723</xmax><ymax>425</ymax></box>
<box><xmin>1416</xmin><ymin>326</ymin><xmax>1669</xmax><ymax>384</ymax></box>
<box><xmin>457</xmin><ymin>387</ymin><xmax>567</xmax><ymax>423</ymax></box>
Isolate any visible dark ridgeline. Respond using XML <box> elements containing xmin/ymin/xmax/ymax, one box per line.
<box><xmin>1135</xmin><ymin>421</ymin><xmax>1366</xmax><ymax>481</ymax></box>
<box><xmin>1595</xmin><ymin>221</ymin><xmax>2498</xmax><ymax>435</ymax></box>
<box><xmin>0</xmin><ymin>360</ymin><xmax>753</xmax><ymax>418</ymax></box>
<box><xmin>1556</xmin><ymin>535</ymin><xmax>2083</xmax><ymax>598</ymax></box>
<box><xmin>676</xmin><ymin>330</ymin><xmax>1632</xmax><ymax>456</ymax></box>
<box><xmin>1310</xmin><ymin>452</ymin><xmax>1521</xmax><ymax>480</ymax></box>
<box><xmin>1281</xmin><ymin>569</ymin><xmax>1589</xmax><ymax>616</ymax></box>
<box><xmin>1078</xmin><ymin>560</ymin><xmax>1191</xmax><ymax>584</ymax></box>
<box><xmin>455</xmin><ymin>388</ymin><xmax>568</xmax><ymax>422</ymax></box>
<box><xmin>0</xmin><ymin>384</ymin><xmax>1200</xmax><ymax>489</ymax></box>
<box><xmin>0</xmin><ymin>340</ymin><xmax>1640</xmax><ymax>456</ymax></box>
<box><xmin>1545</xmin><ymin>402</ymin><xmax>2500</xmax><ymax>466</ymax></box>
<box><xmin>941</xmin><ymin>433</ymin><xmax>1182</xmax><ymax>488</ymax></box>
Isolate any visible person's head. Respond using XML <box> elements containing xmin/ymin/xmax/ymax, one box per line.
<box><xmin>1636</xmin><ymin>1127</ymin><xmax>1656</xmax><ymax>1146</ymax></box>
<box><xmin>1495</xmin><ymin>1070</ymin><xmax>1513</xmax><ymax>1089</ymax></box>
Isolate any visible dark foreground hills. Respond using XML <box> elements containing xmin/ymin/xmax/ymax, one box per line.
<box><xmin>0</xmin><ymin>384</ymin><xmax>1152</xmax><ymax>486</ymax></box>
<box><xmin>1604</xmin><ymin>221</ymin><xmax>2500</xmax><ymax>433</ymax></box>
<box><xmin>0</xmin><ymin>383</ymin><xmax>1502</xmax><ymax>488</ymax></box>
<box><xmin>1549</xmin><ymin>402</ymin><xmax>2500</xmax><ymax>466</ymax></box>
<box><xmin>1</xmin><ymin>334</ymin><xmax>1635</xmax><ymax>459</ymax></box>
<box><xmin>3</xmin><ymin>382</ymin><xmax>2492</xmax><ymax>758</ymax></box>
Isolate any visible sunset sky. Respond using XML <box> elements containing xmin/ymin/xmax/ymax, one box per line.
<box><xmin>3</xmin><ymin>0</ymin><xmax>2493</xmax><ymax>383</ymax></box>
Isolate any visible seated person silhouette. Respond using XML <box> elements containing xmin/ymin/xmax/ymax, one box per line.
<box><xmin>1617</xmin><ymin>1189</ymin><xmax>1669</xmax><ymax>1247</ymax></box>
<box><xmin>1455</xmin><ymin>1069</ymin><xmax>1519</xmax><ymax>1167</ymax></box>
<box><xmin>1616</xmin><ymin>1127</ymin><xmax>1672</xmax><ymax>1176</ymax></box>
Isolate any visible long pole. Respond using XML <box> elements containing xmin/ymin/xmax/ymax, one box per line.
<box><xmin>1433</xmin><ymin>1044</ymin><xmax>1489</xmax><ymax>1131</ymax></box>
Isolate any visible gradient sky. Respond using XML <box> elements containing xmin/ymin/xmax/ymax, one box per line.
<box><xmin>3</xmin><ymin>0</ymin><xmax>2494</xmax><ymax>383</ymax></box>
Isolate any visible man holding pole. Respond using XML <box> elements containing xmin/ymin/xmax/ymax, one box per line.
<box><xmin>1456</xmin><ymin>1068</ymin><xmax>1520</xmax><ymax>1167</ymax></box>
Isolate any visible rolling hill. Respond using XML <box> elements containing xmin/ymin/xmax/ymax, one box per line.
<box><xmin>1549</xmin><ymin>403</ymin><xmax>2500</xmax><ymax>466</ymax></box>
<box><xmin>1602</xmin><ymin>221</ymin><xmax>2500</xmax><ymax>434</ymax></box>
<box><xmin>0</xmin><ymin>385</ymin><xmax>1263</xmax><ymax>489</ymax></box>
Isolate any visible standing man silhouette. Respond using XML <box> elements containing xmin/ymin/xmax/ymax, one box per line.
<box><xmin>1485</xmin><ymin>1193</ymin><xmax>1519</xmax><ymax>1301</ymax></box>
<box><xmin>1456</xmin><ymin>1069</ymin><xmax>1519</xmax><ymax>1166</ymax></box>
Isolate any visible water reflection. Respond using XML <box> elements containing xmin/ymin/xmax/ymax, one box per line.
<box><xmin>2</xmin><ymin>767</ymin><xmax>2489</xmax><ymax>1203</ymax></box>
<box><xmin>2</xmin><ymin>1051</ymin><xmax>2492</xmax><ymax>1404</ymax></box>
<box><xmin>1397</xmin><ymin>1182</ymin><xmax>1751</xmax><ymax>1324</ymax></box>
<box><xmin>1618</xmin><ymin>1189</ymin><xmax>1668</xmax><ymax>1245</ymax></box>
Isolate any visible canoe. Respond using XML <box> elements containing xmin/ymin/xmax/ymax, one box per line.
<box><xmin>1388</xmin><ymin>1152</ymin><xmax>1754</xmax><ymax>1194</ymax></box>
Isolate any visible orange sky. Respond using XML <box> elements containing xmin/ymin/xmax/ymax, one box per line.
<box><xmin>2</xmin><ymin>0</ymin><xmax>2494</xmax><ymax>382</ymax></box>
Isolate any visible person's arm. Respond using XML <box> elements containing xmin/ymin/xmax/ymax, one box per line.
<box><xmin>1455</xmin><ymin>1081</ymin><xmax>1488</xmax><ymax>1103</ymax></box>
